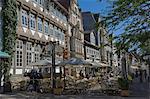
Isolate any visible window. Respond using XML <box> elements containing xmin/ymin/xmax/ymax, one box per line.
<box><xmin>26</xmin><ymin>42</ymin><xmax>32</xmax><ymax>65</ymax></box>
<box><xmin>56</xmin><ymin>8</ymin><xmax>60</xmax><ymax>17</ymax></box>
<box><xmin>61</xmin><ymin>31</ymin><xmax>65</xmax><ymax>42</ymax></box>
<box><xmin>16</xmin><ymin>40</ymin><xmax>23</xmax><ymax>67</ymax></box>
<box><xmin>21</xmin><ymin>10</ymin><xmax>28</xmax><ymax>27</ymax></box>
<box><xmin>49</xmin><ymin>24</ymin><xmax>54</xmax><ymax>36</ymax></box>
<box><xmin>54</xmin><ymin>26</ymin><xmax>57</xmax><ymax>38</ymax></box>
<box><xmin>30</xmin><ymin>14</ymin><xmax>36</xmax><ymax>30</ymax></box>
<box><xmin>90</xmin><ymin>33</ymin><xmax>96</xmax><ymax>45</ymax></box>
<box><xmin>60</xmin><ymin>13</ymin><xmax>63</xmax><ymax>19</ymax></box>
<box><xmin>62</xmin><ymin>15</ymin><xmax>67</xmax><ymax>22</ymax></box>
<box><xmin>35</xmin><ymin>45</ymin><xmax>40</xmax><ymax>62</ymax></box>
<box><xmin>33</xmin><ymin>0</ymin><xmax>43</xmax><ymax>6</ymax></box>
<box><xmin>55</xmin><ymin>29</ymin><xmax>60</xmax><ymax>40</ymax></box>
<box><xmin>75</xmin><ymin>7</ymin><xmax>78</xmax><ymax>13</ymax></box>
<box><xmin>34</xmin><ymin>0</ymin><xmax>38</xmax><ymax>2</ymax></box>
<box><xmin>49</xmin><ymin>3</ymin><xmax>54</xmax><ymax>15</ymax></box>
<box><xmin>57</xmin><ymin>29</ymin><xmax>61</xmax><ymax>40</ymax></box>
<box><xmin>38</xmin><ymin>17</ymin><xmax>43</xmax><ymax>32</ymax></box>
<box><xmin>44</xmin><ymin>21</ymin><xmax>49</xmax><ymax>34</ymax></box>
<box><xmin>38</xmin><ymin>0</ymin><xmax>43</xmax><ymax>5</ymax></box>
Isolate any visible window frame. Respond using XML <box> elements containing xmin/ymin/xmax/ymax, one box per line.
<box><xmin>35</xmin><ymin>45</ymin><xmax>41</xmax><ymax>62</ymax></box>
<box><xmin>38</xmin><ymin>17</ymin><xmax>43</xmax><ymax>32</ymax></box>
<box><xmin>49</xmin><ymin>24</ymin><xmax>54</xmax><ymax>36</ymax></box>
<box><xmin>21</xmin><ymin>9</ymin><xmax>28</xmax><ymax>27</ymax></box>
<box><xmin>29</xmin><ymin>13</ymin><xmax>36</xmax><ymax>30</ymax></box>
<box><xmin>44</xmin><ymin>21</ymin><xmax>49</xmax><ymax>34</ymax></box>
<box><xmin>26</xmin><ymin>42</ymin><xmax>32</xmax><ymax>66</ymax></box>
<box><xmin>16</xmin><ymin>40</ymin><xmax>23</xmax><ymax>67</ymax></box>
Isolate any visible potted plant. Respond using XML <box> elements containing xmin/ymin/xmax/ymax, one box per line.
<box><xmin>118</xmin><ymin>77</ymin><xmax>129</xmax><ymax>96</ymax></box>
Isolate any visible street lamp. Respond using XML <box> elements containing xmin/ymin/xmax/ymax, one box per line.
<box><xmin>46</xmin><ymin>41</ymin><xmax>59</xmax><ymax>92</ymax></box>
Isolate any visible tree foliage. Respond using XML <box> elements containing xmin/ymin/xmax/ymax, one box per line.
<box><xmin>1</xmin><ymin>0</ymin><xmax>17</xmax><ymax>81</ymax></box>
<box><xmin>103</xmin><ymin>0</ymin><xmax>150</xmax><ymax>55</ymax></box>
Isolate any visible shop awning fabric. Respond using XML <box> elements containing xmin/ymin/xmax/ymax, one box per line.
<box><xmin>30</xmin><ymin>59</ymin><xmax>52</xmax><ymax>66</ymax></box>
<box><xmin>0</xmin><ymin>51</ymin><xmax>10</xmax><ymax>58</ymax></box>
<box><xmin>58</xmin><ymin>58</ymin><xmax>91</xmax><ymax>66</ymax></box>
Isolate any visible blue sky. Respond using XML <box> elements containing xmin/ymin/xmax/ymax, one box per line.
<box><xmin>78</xmin><ymin>0</ymin><xmax>122</xmax><ymax>35</ymax></box>
<box><xmin>78</xmin><ymin>0</ymin><xmax>112</xmax><ymax>15</ymax></box>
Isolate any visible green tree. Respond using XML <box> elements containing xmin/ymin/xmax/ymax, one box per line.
<box><xmin>1</xmin><ymin>0</ymin><xmax>17</xmax><ymax>82</ymax></box>
<box><xmin>99</xmin><ymin>0</ymin><xmax>150</xmax><ymax>78</ymax></box>
<box><xmin>102</xmin><ymin>0</ymin><xmax>150</xmax><ymax>55</ymax></box>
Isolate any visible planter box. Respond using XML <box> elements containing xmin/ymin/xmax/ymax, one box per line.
<box><xmin>120</xmin><ymin>90</ymin><xmax>129</xmax><ymax>97</ymax></box>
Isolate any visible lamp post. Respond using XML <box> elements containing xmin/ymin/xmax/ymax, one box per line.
<box><xmin>47</xmin><ymin>41</ymin><xmax>59</xmax><ymax>92</ymax></box>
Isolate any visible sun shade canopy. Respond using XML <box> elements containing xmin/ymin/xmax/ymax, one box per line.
<box><xmin>0</xmin><ymin>51</ymin><xmax>10</xmax><ymax>58</ymax></box>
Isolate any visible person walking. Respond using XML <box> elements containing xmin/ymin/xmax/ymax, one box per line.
<box><xmin>135</xmin><ymin>69</ymin><xmax>138</xmax><ymax>78</ymax></box>
<box><xmin>144</xmin><ymin>70</ymin><xmax>147</xmax><ymax>81</ymax></box>
<box><xmin>139</xmin><ymin>70</ymin><xmax>143</xmax><ymax>83</ymax></box>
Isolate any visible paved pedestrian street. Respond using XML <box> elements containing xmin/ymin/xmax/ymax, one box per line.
<box><xmin>0</xmin><ymin>93</ymin><xmax>149</xmax><ymax>99</ymax></box>
<box><xmin>0</xmin><ymin>79</ymin><xmax>149</xmax><ymax>99</ymax></box>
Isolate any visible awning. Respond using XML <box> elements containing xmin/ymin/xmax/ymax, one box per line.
<box><xmin>30</xmin><ymin>59</ymin><xmax>52</xmax><ymax>66</ymax></box>
<box><xmin>0</xmin><ymin>51</ymin><xmax>10</xmax><ymax>58</ymax></box>
<box><xmin>58</xmin><ymin>57</ymin><xmax>91</xmax><ymax>66</ymax></box>
<box><xmin>85</xmin><ymin>60</ymin><xmax>101</xmax><ymax>67</ymax></box>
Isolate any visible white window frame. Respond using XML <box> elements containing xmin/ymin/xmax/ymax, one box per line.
<box><xmin>21</xmin><ymin>9</ymin><xmax>28</xmax><ymax>27</ymax></box>
<box><xmin>57</xmin><ymin>29</ymin><xmax>61</xmax><ymax>40</ymax></box>
<box><xmin>26</xmin><ymin>42</ymin><xmax>32</xmax><ymax>66</ymax></box>
<box><xmin>49</xmin><ymin>24</ymin><xmax>54</xmax><ymax>36</ymax></box>
<box><xmin>54</xmin><ymin>26</ymin><xmax>57</xmax><ymax>38</ymax></box>
<box><xmin>38</xmin><ymin>17</ymin><xmax>43</xmax><ymax>32</ymax></box>
<box><xmin>61</xmin><ymin>31</ymin><xmax>65</xmax><ymax>42</ymax></box>
<box><xmin>49</xmin><ymin>3</ymin><xmax>55</xmax><ymax>15</ymax></box>
<box><xmin>16</xmin><ymin>40</ymin><xmax>23</xmax><ymax>67</ymax></box>
<box><xmin>44</xmin><ymin>21</ymin><xmax>49</xmax><ymax>34</ymax></box>
<box><xmin>35</xmin><ymin>45</ymin><xmax>40</xmax><ymax>62</ymax></box>
<box><xmin>30</xmin><ymin>13</ymin><xmax>36</xmax><ymax>30</ymax></box>
<box><xmin>90</xmin><ymin>33</ymin><xmax>96</xmax><ymax>45</ymax></box>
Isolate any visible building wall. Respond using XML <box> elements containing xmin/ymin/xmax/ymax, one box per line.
<box><xmin>85</xmin><ymin>46</ymin><xmax>100</xmax><ymax>62</ymax></box>
<box><xmin>10</xmin><ymin>0</ymin><xmax>69</xmax><ymax>74</ymax></box>
<box><xmin>68</xmin><ymin>0</ymin><xmax>84</xmax><ymax>58</ymax></box>
<box><xmin>82</xmin><ymin>12</ymin><xmax>100</xmax><ymax>62</ymax></box>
